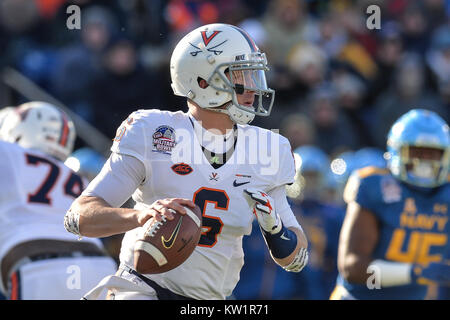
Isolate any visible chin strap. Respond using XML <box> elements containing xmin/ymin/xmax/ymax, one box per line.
<box><xmin>206</xmin><ymin>102</ymin><xmax>255</xmax><ymax>125</ymax></box>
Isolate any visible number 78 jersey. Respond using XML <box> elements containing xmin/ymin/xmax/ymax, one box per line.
<box><xmin>112</xmin><ymin>109</ymin><xmax>297</xmax><ymax>300</ymax></box>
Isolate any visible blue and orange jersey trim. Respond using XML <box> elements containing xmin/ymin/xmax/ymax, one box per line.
<box><xmin>9</xmin><ymin>271</ymin><xmax>21</xmax><ymax>300</ymax></box>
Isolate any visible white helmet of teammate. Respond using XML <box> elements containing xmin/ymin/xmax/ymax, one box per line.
<box><xmin>0</xmin><ymin>106</ymin><xmax>15</xmax><ymax>139</ymax></box>
<box><xmin>0</xmin><ymin>101</ymin><xmax>76</xmax><ymax>161</ymax></box>
<box><xmin>170</xmin><ymin>23</ymin><xmax>275</xmax><ymax>125</ymax></box>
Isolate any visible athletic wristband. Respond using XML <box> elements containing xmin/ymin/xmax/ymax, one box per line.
<box><xmin>284</xmin><ymin>247</ymin><xmax>308</xmax><ymax>272</ymax></box>
<box><xmin>261</xmin><ymin>223</ymin><xmax>297</xmax><ymax>259</ymax></box>
<box><xmin>64</xmin><ymin>209</ymin><xmax>83</xmax><ymax>240</ymax></box>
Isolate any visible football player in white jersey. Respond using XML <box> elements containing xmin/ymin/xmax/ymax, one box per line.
<box><xmin>0</xmin><ymin>101</ymin><xmax>117</xmax><ymax>299</ymax></box>
<box><xmin>66</xmin><ymin>23</ymin><xmax>309</xmax><ymax>300</ymax></box>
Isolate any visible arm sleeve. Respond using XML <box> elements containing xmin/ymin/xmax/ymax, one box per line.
<box><xmin>82</xmin><ymin>153</ymin><xmax>146</xmax><ymax>208</ymax></box>
<box><xmin>268</xmin><ymin>185</ymin><xmax>302</xmax><ymax>230</ymax></box>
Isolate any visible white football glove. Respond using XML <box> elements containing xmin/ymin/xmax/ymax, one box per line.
<box><xmin>244</xmin><ymin>188</ymin><xmax>282</xmax><ymax>234</ymax></box>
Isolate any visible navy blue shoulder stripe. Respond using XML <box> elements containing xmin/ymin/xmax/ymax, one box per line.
<box><xmin>230</xmin><ymin>25</ymin><xmax>258</xmax><ymax>52</ymax></box>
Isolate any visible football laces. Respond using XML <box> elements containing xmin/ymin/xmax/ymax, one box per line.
<box><xmin>144</xmin><ymin>215</ymin><xmax>167</xmax><ymax>238</ymax></box>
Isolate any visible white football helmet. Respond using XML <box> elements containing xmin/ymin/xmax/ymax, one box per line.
<box><xmin>170</xmin><ymin>23</ymin><xmax>275</xmax><ymax>125</ymax></box>
<box><xmin>0</xmin><ymin>101</ymin><xmax>76</xmax><ymax>161</ymax></box>
<box><xmin>0</xmin><ymin>106</ymin><xmax>15</xmax><ymax>139</ymax></box>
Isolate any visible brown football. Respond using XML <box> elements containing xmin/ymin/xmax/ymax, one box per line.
<box><xmin>133</xmin><ymin>204</ymin><xmax>202</xmax><ymax>274</ymax></box>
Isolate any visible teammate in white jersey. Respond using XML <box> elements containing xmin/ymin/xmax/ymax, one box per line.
<box><xmin>66</xmin><ymin>23</ymin><xmax>309</xmax><ymax>300</ymax></box>
<box><xmin>0</xmin><ymin>102</ymin><xmax>117</xmax><ymax>299</ymax></box>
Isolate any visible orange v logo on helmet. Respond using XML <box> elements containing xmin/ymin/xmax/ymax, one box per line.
<box><xmin>201</xmin><ymin>30</ymin><xmax>221</xmax><ymax>46</ymax></box>
<box><xmin>189</xmin><ymin>30</ymin><xmax>227</xmax><ymax>56</ymax></box>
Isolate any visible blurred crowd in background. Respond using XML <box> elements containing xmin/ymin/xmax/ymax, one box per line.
<box><xmin>0</xmin><ymin>0</ymin><xmax>449</xmax><ymax>300</ymax></box>
<box><xmin>1</xmin><ymin>0</ymin><xmax>449</xmax><ymax>149</ymax></box>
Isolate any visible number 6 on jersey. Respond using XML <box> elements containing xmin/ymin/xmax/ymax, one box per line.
<box><xmin>193</xmin><ymin>188</ymin><xmax>229</xmax><ymax>248</ymax></box>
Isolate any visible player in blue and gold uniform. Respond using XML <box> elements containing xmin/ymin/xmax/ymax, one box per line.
<box><xmin>331</xmin><ymin>109</ymin><xmax>450</xmax><ymax>300</ymax></box>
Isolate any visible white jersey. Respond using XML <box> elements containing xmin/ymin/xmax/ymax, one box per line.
<box><xmin>93</xmin><ymin>109</ymin><xmax>298</xmax><ymax>299</ymax></box>
<box><xmin>0</xmin><ymin>140</ymin><xmax>105</xmax><ymax>290</ymax></box>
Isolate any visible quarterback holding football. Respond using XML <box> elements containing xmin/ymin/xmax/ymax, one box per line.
<box><xmin>65</xmin><ymin>23</ymin><xmax>308</xmax><ymax>300</ymax></box>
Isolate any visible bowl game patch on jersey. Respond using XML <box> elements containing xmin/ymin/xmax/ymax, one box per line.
<box><xmin>152</xmin><ymin>125</ymin><xmax>176</xmax><ymax>154</ymax></box>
